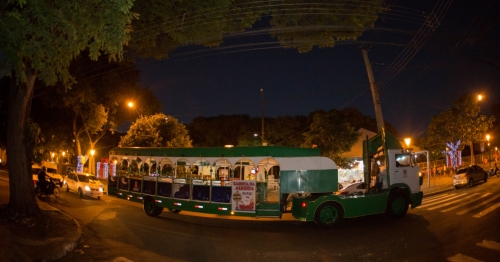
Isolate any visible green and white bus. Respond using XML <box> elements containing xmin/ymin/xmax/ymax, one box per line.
<box><xmin>107</xmin><ymin>131</ymin><xmax>423</xmax><ymax>227</ymax></box>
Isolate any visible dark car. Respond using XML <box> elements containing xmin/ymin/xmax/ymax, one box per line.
<box><xmin>453</xmin><ymin>165</ymin><xmax>488</xmax><ymax>189</ymax></box>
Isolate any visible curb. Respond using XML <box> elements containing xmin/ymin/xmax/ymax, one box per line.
<box><xmin>10</xmin><ymin>209</ymin><xmax>83</xmax><ymax>262</ymax></box>
<box><xmin>43</xmin><ymin>211</ymin><xmax>83</xmax><ymax>262</ymax></box>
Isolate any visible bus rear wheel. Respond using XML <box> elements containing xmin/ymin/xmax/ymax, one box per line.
<box><xmin>144</xmin><ymin>198</ymin><xmax>163</xmax><ymax>217</ymax></box>
<box><xmin>314</xmin><ymin>202</ymin><xmax>343</xmax><ymax>227</ymax></box>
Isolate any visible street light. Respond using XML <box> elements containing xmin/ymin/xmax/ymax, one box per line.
<box><xmin>254</xmin><ymin>133</ymin><xmax>267</xmax><ymax>146</ymax></box>
<box><xmin>128</xmin><ymin>101</ymin><xmax>141</xmax><ymax>116</ymax></box>
<box><xmin>404</xmin><ymin>138</ymin><xmax>411</xmax><ymax>148</ymax></box>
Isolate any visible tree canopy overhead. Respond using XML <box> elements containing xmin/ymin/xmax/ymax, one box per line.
<box><xmin>128</xmin><ymin>0</ymin><xmax>385</xmax><ymax>58</ymax></box>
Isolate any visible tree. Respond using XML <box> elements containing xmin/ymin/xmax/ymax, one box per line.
<box><xmin>268</xmin><ymin>0</ymin><xmax>385</xmax><ymax>53</ymax></box>
<box><xmin>422</xmin><ymin>93</ymin><xmax>495</xmax><ymax>162</ymax></box>
<box><xmin>120</xmin><ymin>113</ymin><xmax>192</xmax><ymax>147</ymax></box>
<box><xmin>43</xmin><ymin>54</ymin><xmax>162</xmax><ymax>157</ymax></box>
<box><xmin>302</xmin><ymin>111</ymin><xmax>360</xmax><ymax>161</ymax></box>
<box><xmin>0</xmin><ymin>0</ymin><xmax>135</xmax><ymax>218</ymax></box>
<box><xmin>129</xmin><ymin>0</ymin><xmax>384</xmax><ymax>58</ymax></box>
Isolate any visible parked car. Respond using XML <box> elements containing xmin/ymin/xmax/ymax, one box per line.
<box><xmin>65</xmin><ymin>172</ymin><xmax>104</xmax><ymax>199</ymax></box>
<box><xmin>339</xmin><ymin>182</ymin><xmax>367</xmax><ymax>195</ymax></box>
<box><xmin>453</xmin><ymin>165</ymin><xmax>488</xmax><ymax>189</ymax></box>
<box><xmin>32</xmin><ymin>164</ymin><xmax>64</xmax><ymax>187</ymax></box>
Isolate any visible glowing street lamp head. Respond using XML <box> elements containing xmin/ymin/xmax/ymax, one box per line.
<box><xmin>477</xmin><ymin>94</ymin><xmax>483</xmax><ymax>101</ymax></box>
<box><xmin>404</xmin><ymin>138</ymin><xmax>411</xmax><ymax>148</ymax></box>
<box><xmin>128</xmin><ymin>102</ymin><xmax>134</xmax><ymax>108</ymax></box>
<box><xmin>486</xmin><ymin>134</ymin><xmax>490</xmax><ymax>142</ymax></box>
<box><xmin>90</xmin><ymin>149</ymin><xmax>95</xmax><ymax>156</ymax></box>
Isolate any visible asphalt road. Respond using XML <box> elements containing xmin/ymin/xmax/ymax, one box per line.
<box><xmin>2</xmin><ymin>170</ymin><xmax>500</xmax><ymax>262</ymax></box>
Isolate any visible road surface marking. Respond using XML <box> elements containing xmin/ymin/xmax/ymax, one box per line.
<box><xmin>447</xmin><ymin>253</ymin><xmax>483</xmax><ymax>262</ymax></box>
<box><xmin>418</xmin><ymin>193</ymin><xmax>467</xmax><ymax>208</ymax></box>
<box><xmin>473</xmin><ymin>202</ymin><xmax>500</xmax><ymax>218</ymax></box>
<box><xmin>476</xmin><ymin>240</ymin><xmax>500</xmax><ymax>251</ymax></box>
<box><xmin>440</xmin><ymin>193</ymin><xmax>491</xmax><ymax>212</ymax></box>
<box><xmin>427</xmin><ymin>193</ymin><xmax>480</xmax><ymax>210</ymax></box>
<box><xmin>456</xmin><ymin>194</ymin><xmax>500</xmax><ymax>215</ymax></box>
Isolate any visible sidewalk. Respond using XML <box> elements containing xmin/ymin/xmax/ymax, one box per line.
<box><xmin>0</xmin><ymin>173</ymin><xmax>82</xmax><ymax>262</ymax></box>
<box><xmin>420</xmin><ymin>175</ymin><xmax>455</xmax><ymax>197</ymax></box>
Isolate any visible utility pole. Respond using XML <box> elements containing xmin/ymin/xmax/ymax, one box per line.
<box><xmin>361</xmin><ymin>48</ymin><xmax>385</xmax><ymax>132</ymax></box>
<box><xmin>260</xmin><ymin>88</ymin><xmax>266</xmax><ymax>146</ymax></box>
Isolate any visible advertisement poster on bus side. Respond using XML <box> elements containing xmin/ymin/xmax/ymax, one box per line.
<box><xmin>231</xmin><ymin>180</ymin><xmax>256</xmax><ymax>212</ymax></box>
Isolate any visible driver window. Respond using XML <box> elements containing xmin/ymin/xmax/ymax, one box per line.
<box><xmin>395</xmin><ymin>154</ymin><xmax>411</xmax><ymax>167</ymax></box>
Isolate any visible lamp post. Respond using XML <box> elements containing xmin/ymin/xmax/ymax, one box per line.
<box><xmin>90</xmin><ymin>149</ymin><xmax>95</xmax><ymax>174</ymax></box>
<box><xmin>260</xmin><ymin>88</ymin><xmax>265</xmax><ymax>146</ymax></box>
<box><xmin>470</xmin><ymin>94</ymin><xmax>484</xmax><ymax>165</ymax></box>
<box><xmin>486</xmin><ymin>134</ymin><xmax>490</xmax><ymax>168</ymax></box>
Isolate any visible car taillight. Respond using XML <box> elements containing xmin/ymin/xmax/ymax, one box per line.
<box><xmin>465</xmin><ymin>173</ymin><xmax>468</xmax><ymax>178</ymax></box>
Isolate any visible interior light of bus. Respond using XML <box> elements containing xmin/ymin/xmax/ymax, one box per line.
<box><xmin>301</xmin><ymin>202</ymin><xmax>307</xmax><ymax>208</ymax></box>
<box><xmin>155</xmin><ymin>200</ymin><xmax>162</xmax><ymax>203</ymax></box>
<box><xmin>174</xmin><ymin>202</ymin><xmax>182</xmax><ymax>206</ymax></box>
<box><xmin>218</xmin><ymin>207</ymin><xmax>228</xmax><ymax>211</ymax></box>
<box><xmin>195</xmin><ymin>205</ymin><xmax>203</xmax><ymax>209</ymax></box>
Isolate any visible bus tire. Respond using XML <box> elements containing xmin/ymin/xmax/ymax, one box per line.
<box><xmin>314</xmin><ymin>202</ymin><xmax>343</xmax><ymax>227</ymax></box>
<box><xmin>144</xmin><ymin>198</ymin><xmax>163</xmax><ymax>217</ymax></box>
<box><xmin>386</xmin><ymin>191</ymin><xmax>408</xmax><ymax>218</ymax></box>
<box><xmin>168</xmin><ymin>208</ymin><xmax>181</xmax><ymax>214</ymax></box>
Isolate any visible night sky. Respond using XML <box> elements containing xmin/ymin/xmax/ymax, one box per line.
<box><xmin>136</xmin><ymin>0</ymin><xmax>500</xmax><ymax>139</ymax></box>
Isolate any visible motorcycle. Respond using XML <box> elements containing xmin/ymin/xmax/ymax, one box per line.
<box><xmin>488</xmin><ymin>168</ymin><xmax>499</xmax><ymax>178</ymax></box>
<box><xmin>35</xmin><ymin>177</ymin><xmax>60</xmax><ymax>197</ymax></box>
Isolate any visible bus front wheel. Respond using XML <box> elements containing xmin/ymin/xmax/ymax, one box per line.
<box><xmin>386</xmin><ymin>192</ymin><xmax>409</xmax><ymax>218</ymax></box>
<box><xmin>144</xmin><ymin>198</ymin><xmax>163</xmax><ymax>217</ymax></box>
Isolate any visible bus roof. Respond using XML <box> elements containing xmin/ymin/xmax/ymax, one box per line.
<box><xmin>109</xmin><ymin>146</ymin><xmax>321</xmax><ymax>158</ymax></box>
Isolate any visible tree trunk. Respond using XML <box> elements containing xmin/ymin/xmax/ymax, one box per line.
<box><xmin>73</xmin><ymin>117</ymin><xmax>82</xmax><ymax>156</ymax></box>
<box><xmin>7</xmin><ymin>69</ymin><xmax>41</xmax><ymax>217</ymax></box>
<box><xmin>470</xmin><ymin>142</ymin><xmax>475</xmax><ymax>165</ymax></box>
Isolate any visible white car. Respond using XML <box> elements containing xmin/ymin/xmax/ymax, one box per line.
<box><xmin>32</xmin><ymin>165</ymin><xmax>64</xmax><ymax>187</ymax></box>
<box><xmin>339</xmin><ymin>182</ymin><xmax>367</xmax><ymax>195</ymax></box>
<box><xmin>65</xmin><ymin>172</ymin><xmax>104</xmax><ymax>199</ymax></box>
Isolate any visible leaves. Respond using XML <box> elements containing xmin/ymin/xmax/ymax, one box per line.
<box><xmin>120</xmin><ymin>113</ymin><xmax>192</xmax><ymax>147</ymax></box>
<box><xmin>302</xmin><ymin>110</ymin><xmax>360</xmax><ymax>159</ymax></box>
<box><xmin>423</xmin><ymin>93</ymin><xmax>495</xmax><ymax>153</ymax></box>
